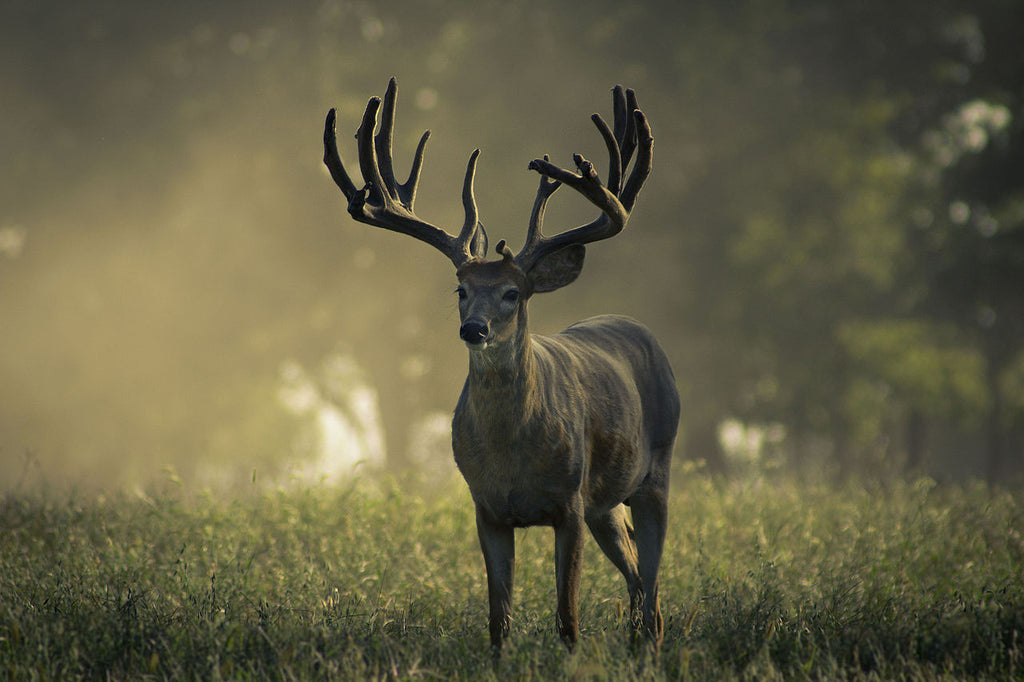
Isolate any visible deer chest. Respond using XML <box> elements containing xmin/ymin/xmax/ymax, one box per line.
<box><xmin>453</xmin><ymin>435</ymin><xmax>584</xmax><ymax>528</ymax></box>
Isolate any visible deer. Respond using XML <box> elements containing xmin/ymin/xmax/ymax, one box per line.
<box><xmin>322</xmin><ymin>78</ymin><xmax>680</xmax><ymax>654</ymax></box>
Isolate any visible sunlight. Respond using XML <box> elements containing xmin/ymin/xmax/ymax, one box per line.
<box><xmin>0</xmin><ymin>225</ymin><xmax>26</xmax><ymax>258</ymax></box>
<box><xmin>277</xmin><ymin>354</ymin><xmax>385</xmax><ymax>484</ymax></box>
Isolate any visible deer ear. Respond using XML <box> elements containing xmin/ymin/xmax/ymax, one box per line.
<box><xmin>528</xmin><ymin>244</ymin><xmax>585</xmax><ymax>293</ymax></box>
<box><xmin>470</xmin><ymin>223</ymin><xmax>488</xmax><ymax>259</ymax></box>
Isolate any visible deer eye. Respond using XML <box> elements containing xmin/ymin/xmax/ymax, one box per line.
<box><xmin>503</xmin><ymin>289</ymin><xmax>520</xmax><ymax>303</ymax></box>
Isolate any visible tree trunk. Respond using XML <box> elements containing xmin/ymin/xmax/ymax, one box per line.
<box><xmin>904</xmin><ymin>409</ymin><xmax>927</xmax><ymax>475</ymax></box>
<box><xmin>985</xmin><ymin>361</ymin><xmax>1004</xmax><ymax>487</ymax></box>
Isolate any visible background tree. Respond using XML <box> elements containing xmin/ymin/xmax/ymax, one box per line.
<box><xmin>1</xmin><ymin>0</ymin><xmax>1020</xmax><ymax>489</ymax></box>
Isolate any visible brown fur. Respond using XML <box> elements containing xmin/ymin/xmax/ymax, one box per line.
<box><xmin>452</xmin><ymin>259</ymin><xmax>680</xmax><ymax>652</ymax></box>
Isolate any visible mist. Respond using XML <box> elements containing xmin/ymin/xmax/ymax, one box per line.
<box><xmin>3</xmin><ymin>1</ymin><xmax>1022</xmax><ymax>491</ymax></box>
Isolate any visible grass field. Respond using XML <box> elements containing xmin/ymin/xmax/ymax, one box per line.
<box><xmin>2</xmin><ymin>465</ymin><xmax>1023</xmax><ymax>680</ymax></box>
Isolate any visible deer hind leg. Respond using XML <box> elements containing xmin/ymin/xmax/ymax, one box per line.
<box><xmin>585</xmin><ymin>504</ymin><xmax>643</xmax><ymax>629</ymax></box>
<box><xmin>628</xmin><ymin>462</ymin><xmax>671</xmax><ymax>648</ymax></box>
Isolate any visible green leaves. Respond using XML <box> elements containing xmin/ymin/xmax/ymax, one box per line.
<box><xmin>838</xmin><ymin>318</ymin><xmax>990</xmax><ymax>421</ymax></box>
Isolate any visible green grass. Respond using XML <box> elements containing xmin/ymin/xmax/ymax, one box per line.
<box><xmin>2</xmin><ymin>467</ymin><xmax>1023</xmax><ymax>680</ymax></box>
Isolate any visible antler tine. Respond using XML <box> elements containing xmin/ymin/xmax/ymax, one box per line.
<box><xmin>612</xmin><ymin>85</ymin><xmax>628</xmax><ymax>153</ymax></box>
<box><xmin>375</xmin><ymin>78</ymin><xmax>401</xmax><ymax>201</ymax></box>
<box><xmin>620</xmin><ymin>108</ymin><xmax>653</xmax><ymax>212</ymax></box>
<box><xmin>459</xmin><ymin>149</ymin><xmax>485</xmax><ymax>260</ymax></box>
<box><xmin>375</xmin><ymin>77</ymin><xmax>431</xmax><ymax>208</ymax></box>
<box><xmin>522</xmin><ymin>155</ymin><xmax>561</xmax><ymax>254</ymax></box>
<box><xmin>593</xmin><ymin>112</ymin><xmax>622</xmax><ymax>196</ymax></box>
<box><xmin>323</xmin><ymin>108</ymin><xmax>358</xmax><ymax>198</ymax></box>
<box><xmin>356</xmin><ymin>95</ymin><xmax>389</xmax><ymax>205</ymax></box>
<box><xmin>323</xmin><ymin>79</ymin><xmax>484</xmax><ymax>268</ymax></box>
<box><xmin>405</xmin><ymin>130</ymin><xmax>430</xmax><ymax>208</ymax></box>
<box><xmin>618</xmin><ymin>88</ymin><xmax>640</xmax><ymax>175</ymax></box>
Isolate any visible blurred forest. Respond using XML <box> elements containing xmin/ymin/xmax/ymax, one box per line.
<box><xmin>1</xmin><ymin>0</ymin><xmax>1022</xmax><ymax>491</ymax></box>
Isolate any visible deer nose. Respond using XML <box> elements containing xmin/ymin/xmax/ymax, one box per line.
<box><xmin>459</xmin><ymin>320</ymin><xmax>489</xmax><ymax>345</ymax></box>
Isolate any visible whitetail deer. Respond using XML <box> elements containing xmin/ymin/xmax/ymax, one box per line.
<box><xmin>323</xmin><ymin>79</ymin><xmax>680</xmax><ymax>653</ymax></box>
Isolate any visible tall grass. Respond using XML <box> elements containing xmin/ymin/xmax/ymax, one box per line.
<box><xmin>2</xmin><ymin>467</ymin><xmax>1023</xmax><ymax>680</ymax></box>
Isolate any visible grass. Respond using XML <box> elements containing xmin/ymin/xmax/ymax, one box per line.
<box><xmin>2</xmin><ymin>465</ymin><xmax>1023</xmax><ymax>680</ymax></box>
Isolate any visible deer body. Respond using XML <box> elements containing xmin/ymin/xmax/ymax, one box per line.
<box><xmin>323</xmin><ymin>79</ymin><xmax>679</xmax><ymax>653</ymax></box>
<box><xmin>454</xmin><ymin>314</ymin><xmax>677</xmax><ymax>527</ymax></box>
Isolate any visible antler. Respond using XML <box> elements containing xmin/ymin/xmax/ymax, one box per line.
<box><xmin>323</xmin><ymin>78</ymin><xmax>487</xmax><ymax>268</ymax></box>
<box><xmin>516</xmin><ymin>86</ymin><xmax>653</xmax><ymax>271</ymax></box>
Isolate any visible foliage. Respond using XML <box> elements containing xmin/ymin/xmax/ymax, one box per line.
<box><xmin>838</xmin><ymin>319</ymin><xmax>990</xmax><ymax>422</ymax></box>
<box><xmin>1</xmin><ymin>0</ymin><xmax>1023</xmax><ymax>486</ymax></box>
<box><xmin>2</xmin><ymin>470</ymin><xmax>1023</xmax><ymax>679</ymax></box>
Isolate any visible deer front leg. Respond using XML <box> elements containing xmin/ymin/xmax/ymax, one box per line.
<box><xmin>475</xmin><ymin>504</ymin><xmax>515</xmax><ymax>654</ymax></box>
<box><xmin>554</xmin><ymin>504</ymin><xmax>585</xmax><ymax>650</ymax></box>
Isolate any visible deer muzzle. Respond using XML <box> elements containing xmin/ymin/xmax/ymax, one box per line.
<box><xmin>459</xmin><ymin>319</ymin><xmax>490</xmax><ymax>348</ymax></box>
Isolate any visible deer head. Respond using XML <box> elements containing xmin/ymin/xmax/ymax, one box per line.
<box><xmin>323</xmin><ymin>79</ymin><xmax>653</xmax><ymax>354</ymax></box>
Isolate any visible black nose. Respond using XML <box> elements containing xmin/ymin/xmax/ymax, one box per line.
<box><xmin>460</xmin><ymin>320</ymin><xmax>488</xmax><ymax>344</ymax></box>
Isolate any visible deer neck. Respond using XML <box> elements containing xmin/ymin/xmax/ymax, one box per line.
<box><xmin>465</xmin><ymin>307</ymin><xmax>538</xmax><ymax>428</ymax></box>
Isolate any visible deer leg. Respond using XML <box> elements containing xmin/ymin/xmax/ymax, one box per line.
<box><xmin>553</xmin><ymin>505</ymin><xmax>585</xmax><ymax>650</ymax></box>
<box><xmin>629</xmin><ymin>470</ymin><xmax>670</xmax><ymax>648</ymax></box>
<box><xmin>476</xmin><ymin>505</ymin><xmax>515</xmax><ymax>654</ymax></box>
<box><xmin>585</xmin><ymin>504</ymin><xmax>643</xmax><ymax>629</ymax></box>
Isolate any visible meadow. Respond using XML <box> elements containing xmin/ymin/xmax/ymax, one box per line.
<box><xmin>2</xmin><ymin>465</ymin><xmax>1023</xmax><ymax>680</ymax></box>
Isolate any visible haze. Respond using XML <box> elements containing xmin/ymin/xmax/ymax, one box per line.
<box><xmin>2</xmin><ymin>1</ymin><xmax>1021</xmax><ymax>491</ymax></box>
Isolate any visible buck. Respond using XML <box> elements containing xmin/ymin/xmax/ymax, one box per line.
<box><xmin>323</xmin><ymin>79</ymin><xmax>680</xmax><ymax>653</ymax></box>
